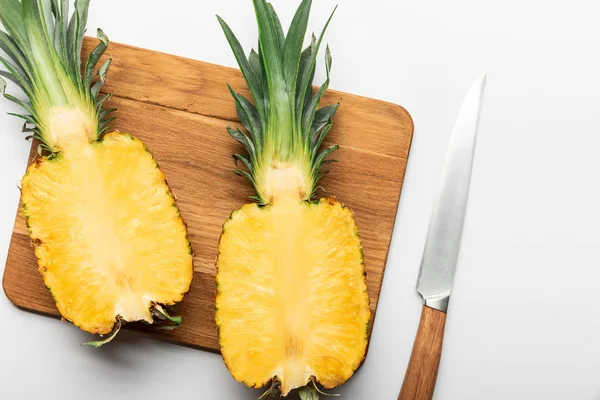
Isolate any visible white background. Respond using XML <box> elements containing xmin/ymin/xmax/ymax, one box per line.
<box><xmin>1</xmin><ymin>0</ymin><xmax>599</xmax><ymax>399</ymax></box>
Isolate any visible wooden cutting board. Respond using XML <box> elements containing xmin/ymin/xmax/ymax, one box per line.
<box><xmin>2</xmin><ymin>37</ymin><xmax>414</xmax><ymax>352</ymax></box>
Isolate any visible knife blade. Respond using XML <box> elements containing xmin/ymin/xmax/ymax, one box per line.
<box><xmin>399</xmin><ymin>74</ymin><xmax>487</xmax><ymax>400</ymax></box>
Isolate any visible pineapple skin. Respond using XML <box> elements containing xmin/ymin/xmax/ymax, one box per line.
<box><xmin>215</xmin><ymin>197</ymin><xmax>371</xmax><ymax>396</ymax></box>
<box><xmin>21</xmin><ymin>132</ymin><xmax>194</xmax><ymax>335</ymax></box>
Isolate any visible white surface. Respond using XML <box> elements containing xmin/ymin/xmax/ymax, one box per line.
<box><xmin>0</xmin><ymin>0</ymin><xmax>599</xmax><ymax>399</ymax></box>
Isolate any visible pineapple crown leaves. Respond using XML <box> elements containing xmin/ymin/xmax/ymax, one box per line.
<box><xmin>0</xmin><ymin>0</ymin><xmax>115</xmax><ymax>152</ymax></box>
<box><xmin>218</xmin><ymin>0</ymin><xmax>340</xmax><ymax>202</ymax></box>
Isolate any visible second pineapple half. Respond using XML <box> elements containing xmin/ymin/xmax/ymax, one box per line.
<box><xmin>215</xmin><ymin>0</ymin><xmax>371</xmax><ymax>396</ymax></box>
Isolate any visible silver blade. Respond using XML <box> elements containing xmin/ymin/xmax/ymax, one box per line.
<box><xmin>416</xmin><ymin>74</ymin><xmax>487</xmax><ymax>313</ymax></box>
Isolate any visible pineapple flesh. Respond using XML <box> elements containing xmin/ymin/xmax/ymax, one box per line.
<box><xmin>0</xmin><ymin>1</ymin><xmax>193</xmax><ymax>338</ymax></box>
<box><xmin>216</xmin><ymin>0</ymin><xmax>370</xmax><ymax>396</ymax></box>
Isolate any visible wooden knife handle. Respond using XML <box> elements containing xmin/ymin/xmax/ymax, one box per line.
<box><xmin>398</xmin><ymin>306</ymin><xmax>447</xmax><ymax>400</ymax></box>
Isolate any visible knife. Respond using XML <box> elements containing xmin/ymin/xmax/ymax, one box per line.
<box><xmin>398</xmin><ymin>75</ymin><xmax>487</xmax><ymax>400</ymax></box>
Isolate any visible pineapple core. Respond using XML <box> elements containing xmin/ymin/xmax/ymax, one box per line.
<box><xmin>216</xmin><ymin>197</ymin><xmax>370</xmax><ymax>395</ymax></box>
<box><xmin>263</xmin><ymin>163</ymin><xmax>309</xmax><ymax>202</ymax></box>
<box><xmin>47</xmin><ymin>106</ymin><xmax>96</xmax><ymax>151</ymax></box>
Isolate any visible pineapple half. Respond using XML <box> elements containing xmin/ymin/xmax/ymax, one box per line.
<box><xmin>0</xmin><ymin>0</ymin><xmax>193</xmax><ymax>343</ymax></box>
<box><xmin>216</xmin><ymin>0</ymin><xmax>371</xmax><ymax>397</ymax></box>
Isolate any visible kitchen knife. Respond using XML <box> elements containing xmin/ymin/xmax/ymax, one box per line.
<box><xmin>398</xmin><ymin>75</ymin><xmax>487</xmax><ymax>400</ymax></box>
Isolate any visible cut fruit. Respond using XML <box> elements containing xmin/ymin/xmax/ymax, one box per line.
<box><xmin>217</xmin><ymin>198</ymin><xmax>369</xmax><ymax>395</ymax></box>
<box><xmin>215</xmin><ymin>0</ymin><xmax>371</xmax><ymax>396</ymax></box>
<box><xmin>0</xmin><ymin>1</ymin><xmax>193</xmax><ymax>339</ymax></box>
<box><xmin>22</xmin><ymin>133</ymin><xmax>193</xmax><ymax>335</ymax></box>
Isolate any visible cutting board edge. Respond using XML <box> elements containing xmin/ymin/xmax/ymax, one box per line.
<box><xmin>3</xmin><ymin>271</ymin><xmax>223</xmax><ymax>355</ymax></box>
<box><xmin>3</xmin><ymin>208</ymin><xmax>27</xmax><ymax>308</ymax></box>
<box><xmin>368</xmin><ymin>122</ymin><xmax>415</xmax><ymax>328</ymax></box>
<box><xmin>363</xmin><ymin>117</ymin><xmax>415</xmax><ymax>355</ymax></box>
<box><xmin>87</xmin><ymin>36</ymin><xmax>415</xmax><ymax>150</ymax></box>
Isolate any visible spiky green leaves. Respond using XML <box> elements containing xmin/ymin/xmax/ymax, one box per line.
<box><xmin>0</xmin><ymin>0</ymin><xmax>115</xmax><ymax>153</ymax></box>
<box><xmin>219</xmin><ymin>0</ymin><xmax>339</xmax><ymax>203</ymax></box>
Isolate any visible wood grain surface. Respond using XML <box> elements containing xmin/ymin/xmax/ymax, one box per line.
<box><xmin>2</xmin><ymin>37</ymin><xmax>414</xmax><ymax>352</ymax></box>
<box><xmin>399</xmin><ymin>306</ymin><xmax>447</xmax><ymax>400</ymax></box>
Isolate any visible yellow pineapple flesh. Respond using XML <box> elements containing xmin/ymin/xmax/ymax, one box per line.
<box><xmin>217</xmin><ymin>197</ymin><xmax>369</xmax><ymax>395</ymax></box>
<box><xmin>22</xmin><ymin>132</ymin><xmax>193</xmax><ymax>335</ymax></box>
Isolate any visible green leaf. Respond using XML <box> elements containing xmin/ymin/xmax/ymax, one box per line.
<box><xmin>227</xmin><ymin>126</ymin><xmax>256</xmax><ymax>160</ymax></box>
<box><xmin>0</xmin><ymin>55</ymin><xmax>33</xmax><ymax>96</ymax></box>
<box><xmin>320</xmin><ymin>159</ymin><xmax>337</xmax><ymax>167</ymax></box>
<box><xmin>248</xmin><ymin>48</ymin><xmax>268</xmax><ymax>119</ymax></box>
<box><xmin>325</xmin><ymin>44</ymin><xmax>332</xmax><ymax>79</ymax></box>
<box><xmin>36</xmin><ymin>142</ymin><xmax>50</xmax><ymax>155</ymax></box>
<box><xmin>81</xmin><ymin>319</ymin><xmax>122</xmax><ymax>348</ymax></box>
<box><xmin>0</xmin><ymin>30</ymin><xmax>31</xmax><ymax>77</ymax></box>
<box><xmin>21</xmin><ymin>124</ymin><xmax>37</xmax><ymax>134</ymax></box>
<box><xmin>8</xmin><ymin>112</ymin><xmax>38</xmax><ymax>125</ymax></box>
<box><xmin>296</xmin><ymin>35</ymin><xmax>316</xmax><ymax>120</ymax></box>
<box><xmin>312</xmin><ymin>123</ymin><xmax>332</xmax><ymax>156</ymax></box>
<box><xmin>75</xmin><ymin>0</ymin><xmax>92</xmax><ymax>60</ymax></box>
<box><xmin>248</xmin><ymin>49</ymin><xmax>264</xmax><ymax>87</ymax></box>
<box><xmin>153</xmin><ymin>305</ymin><xmax>183</xmax><ymax>326</ymax></box>
<box><xmin>22</xmin><ymin>0</ymin><xmax>52</xmax><ymax>51</ymax></box>
<box><xmin>22</xmin><ymin>0</ymin><xmax>69</xmax><ymax>105</ymax></box>
<box><xmin>0</xmin><ymin>76</ymin><xmax>34</xmax><ymax>114</ymax></box>
<box><xmin>67</xmin><ymin>0</ymin><xmax>91</xmax><ymax>84</ymax></box>
<box><xmin>266</xmin><ymin>2</ymin><xmax>285</xmax><ymax>55</ymax></box>
<box><xmin>234</xmin><ymin>168</ymin><xmax>256</xmax><ymax>187</ymax></box>
<box><xmin>313</xmin><ymin>144</ymin><xmax>339</xmax><ymax>173</ymax></box>
<box><xmin>99</xmin><ymin>107</ymin><xmax>116</xmax><ymax>120</ymax></box>
<box><xmin>51</xmin><ymin>0</ymin><xmax>62</xmax><ymax>51</ymax></box>
<box><xmin>249</xmin><ymin>195</ymin><xmax>263</xmax><ymax>203</ymax></box>
<box><xmin>100</xmin><ymin>116</ymin><xmax>116</xmax><ymax>125</ymax></box>
<box><xmin>302</xmin><ymin>45</ymin><xmax>333</xmax><ymax>139</ymax></box>
<box><xmin>84</xmin><ymin>29</ymin><xmax>109</xmax><ymax>88</ymax></box>
<box><xmin>227</xmin><ymin>83</ymin><xmax>262</xmax><ymax>150</ymax></box>
<box><xmin>90</xmin><ymin>58</ymin><xmax>110</xmax><ymax>99</ymax></box>
<box><xmin>96</xmin><ymin>92</ymin><xmax>113</xmax><ymax>111</ymax></box>
<box><xmin>58</xmin><ymin>0</ymin><xmax>69</xmax><ymax>63</ymax></box>
<box><xmin>98</xmin><ymin>58</ymin><xmax>111</xmax><ymax>80</ymax></box>
<box><xmin>295</xmin><ymin>6</ymin><xmax>336</xmax><ymax>122</ymax></box>
<box><xmin>0</xmin><ymin>0</ymin><xmax>30</xmax><ymax>51</ymax></box>
<box><xmin>298</xmin><ymin>386</ymin><xmax>319</xmax><ymax>400</ymax></box>
<box><xmin>0</xmin><ymin>70</ymin><xmax>25</xmax><ymax>93</ymax></box>
<box><xmin>50</xmin><ymin>0</ymin><xmax>60</xmax><ymax>18</ymax></box>
<box><xmin>310</xmin><ymin>103</ymin><xmax>338</xmax><ymax>148</ymax></box>
<box><xmin>90</xmin><ymin>79</ymin><xmax>103</xmax><ymax>99</ymax></box>
<box><xmin>233</xmin><ymin>154</ymin><xmax>253</xmax><ymax>172</ymax></box>
<box><xmin>283</xmin><ymin>0</ymin><xmax>311</xmax><ymax>93</ymax></box>
<box><xmin>302</xmin><ymin>79</ymin><xmax>329</xmax><ymax>139</ymax></box>
<box><xmin>98</xmin><ymin>125</ymin><xmax>112</xmax><ymax>136</ymax></box>
<box><xmin>217</xmin><ymin>16</ymin><xmax>266</xmax><ymax>120</ymax></box>
<box><xmin>37</xmin><ymin>0</ymin><xmax>55</xmax><ymax>42</ymax></box>
<box><xmin>252</xmin><ymin>0</ymin><xmax>284</xmax><ymax>90</ymax></box>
